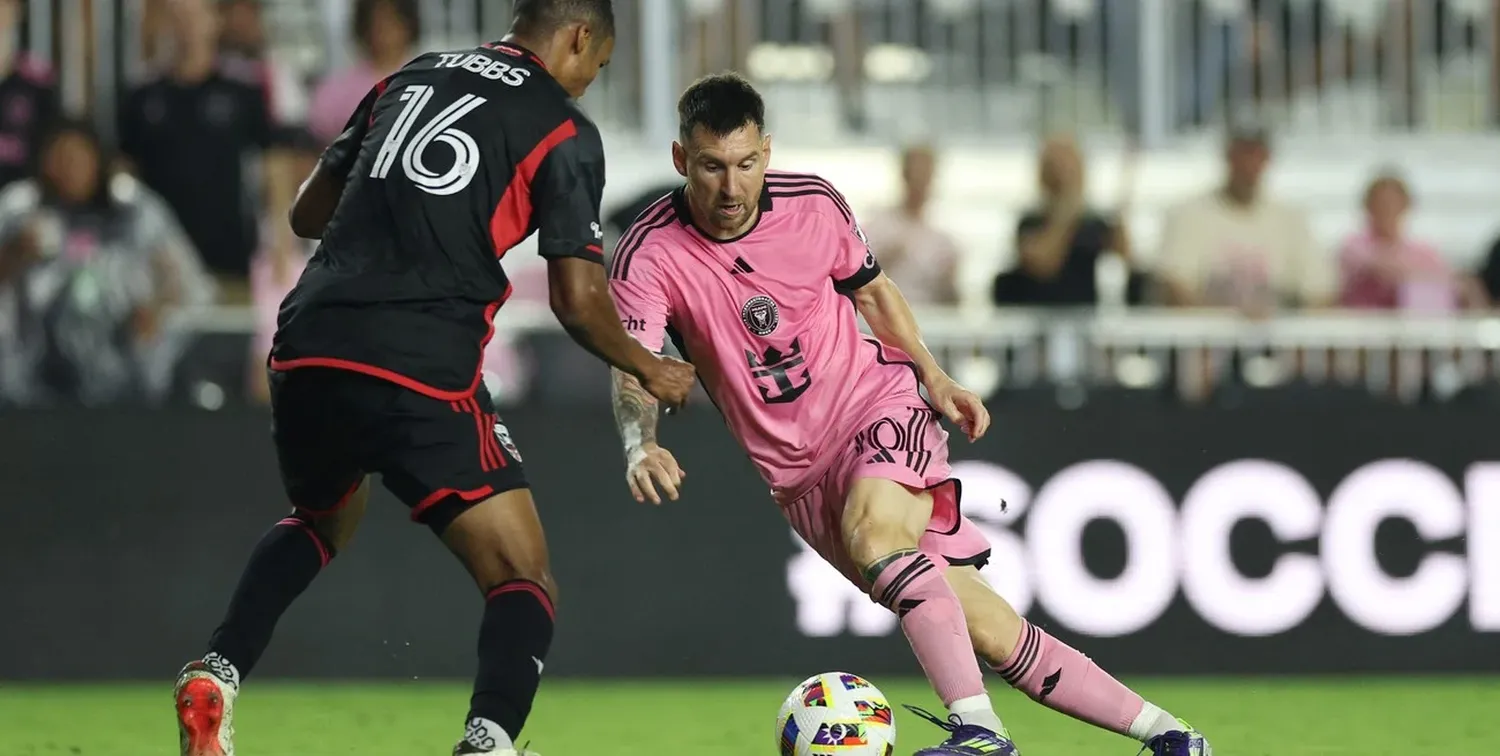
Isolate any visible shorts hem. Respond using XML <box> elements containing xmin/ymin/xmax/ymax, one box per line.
<box><xmin>944</xmin><ymin>550</ymin><xmax>992</xmax><ymax>570</ymax></box>
<box><xmin>920</xmin><ymin>477</ymin><xmax>964</xmax><ymax>536</ymax></box>
<box><xmin>409</xmin><ymin>479</ymin><xmax>529</xmax><ymax>534</ymax></box>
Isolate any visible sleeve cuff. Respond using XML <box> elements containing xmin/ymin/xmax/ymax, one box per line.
<box><xmin>833</xmin><ymin>256</ymin><xmax>882</xmax><ymax>292</ymax></box>
<box><xmin>539</xmin><ymin>243</ymin><xmax>605</xmax><ymax>262</ymax></box>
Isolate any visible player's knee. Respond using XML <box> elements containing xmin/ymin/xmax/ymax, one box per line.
<box><xmin>293</xmin><ymin>479</ymin><xmax>369</xmax><ymax>552</ymax></box>
<box><xmin>510</xmin><ymin>562</ymin><xmax>559</xmax><ymax>607</ymax></box>
<box><xmin>467</xmin><ymin>549</ymin><xmax>558</xmax><ymax>606</ymax></box>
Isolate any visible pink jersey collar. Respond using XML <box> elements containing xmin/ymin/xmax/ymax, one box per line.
<box><xmin>669</xmin><ymin>184</ymin><xmax>775</xmax><ymax>244</ymax></box>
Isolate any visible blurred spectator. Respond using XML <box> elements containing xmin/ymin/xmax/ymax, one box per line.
<box><xmin>0</xmin><ymin>0</ymin><xmax>60</xmax><ymax>190</ymax></box>
<box><xmin>1338</xmin><ymin>172</ymin><xmax>1483</xmax><ymax>312</ymax></box>
<box><xmin>0</xmin><ymin>120</ymin><xmax>214</xmax><ymax>407</ymax></box>
<box><xmin>307</xmin><ymin>0</ymin><xmax>419</xmax><ymax>146</ymax></box>
<box><xmin>1157</xmin><ymin>125</ymin><xmax>1332</xmax><ymax>314</ymax></box>
<box><xmin>993</xmin><ymin>135</ymin><xmax>1137</xmax><ymax>306</ymax></box>
<box><xmin>860</xmin><ymin>144</ymin><xmax>960</xmax><ymax>306</ymax></box>
<box><xmin>118</xmin><ymin>0</ymin><xmax>284</xmax><ymax>295</ymax></box>
<box><xmin>219</xmin><ymin>0</ymin><xmax>312</xmax><ymax>143</ymax></box>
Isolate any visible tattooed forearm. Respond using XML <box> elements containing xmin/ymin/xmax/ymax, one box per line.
<box><xmin>611</xmin><ymin>367</ymin><xmax>660</xmax><ymax>453</ymax></box>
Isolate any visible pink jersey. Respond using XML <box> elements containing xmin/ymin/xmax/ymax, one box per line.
<box><xmin>609</xmin><ymin>171</ymin><xmax>925</xmax><ymax>500</ymax></box>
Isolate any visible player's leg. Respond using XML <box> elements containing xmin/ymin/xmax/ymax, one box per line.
<box><xmin>436</xmin><ymin>490</ymin><xmax>556</xmax><ymax>755</ymax></box>
<box><xmin>377</xmin><ymin>392</ymin><xmax>550</xmax><ymax>756</ymax></box>
<box><xmin>176</xmin><ymin>369</ymin><xmax>371</xmax><ymax>756</ymax></box>
<box><xmin>199</xmin><ymin>479</ymin><xmax>369</xmax><ymax>682</ymax></box>
<box><xmin>939</xmin><ymin>554</ymin><xmax>1211</xmax><ymax>754</ymax></box>
<box><xmin>840</xmin><ymin>477</ymin><xmax>1011</xmax><ymax>740</ymax></box>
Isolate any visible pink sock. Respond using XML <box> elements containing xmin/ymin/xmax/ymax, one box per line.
<box><xmin>993</xmin><ymin>620</ymin><xmax>1145</xmax><ymax>735</ymax></box>
<box><xmin>869</xmin><ymin>551</ymin><xmax>986</xmax><ymax>707</ymax></box>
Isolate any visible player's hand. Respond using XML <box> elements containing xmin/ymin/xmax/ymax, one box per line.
<box><xmin>927</xmin><ymin>377</ymin><xmax>990</xmax><ymax>442</ymax></box>
<box><xmin>641</xmin><ymin>355</ymin><xmax>696</xmax><ymax>411</ymax></box>
<box><xmin>625</xmin><ymin>443</ymin><xmax>686</xmax><ymax>504</ymax></box>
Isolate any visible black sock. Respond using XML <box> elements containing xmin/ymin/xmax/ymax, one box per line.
<box><xmin>205</xmin><ymin>515</ymin><xmax>335</xmax><ymax>682</ymax></box>
<box><xmin>468</xmin><ymin>579</ymin><xmax>555</xmax><ymax>742</ymax></box>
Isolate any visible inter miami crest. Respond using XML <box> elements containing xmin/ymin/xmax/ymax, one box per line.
<box><xmin>740</xmin><ymin>294</ymin><xmax>780</xmax><ymax>336</ymax></box>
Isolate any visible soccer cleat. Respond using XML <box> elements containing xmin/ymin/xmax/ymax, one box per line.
<box><xmin>904</xmin><ymin>705</ymin><xmax>1021</xmax><ymax>755</ymax></box>
<box><xmin>174</xmin><ymin>660</ymin><xmax>237</xmax><ymax>756</ymax></box>
<box><xmin>452</xmin><ymin>720</ymin><xmax>539</xmax><ymax>756</ymax></box>
<box><xmin>1139</xmin><ymin>720</ymin><xmax>1212</xmax><ymax>756</ymax></box>
<box><xmin>452</xmin><ymin>742</ymin><xmax>540</xmax><ymax>755</ymax></box>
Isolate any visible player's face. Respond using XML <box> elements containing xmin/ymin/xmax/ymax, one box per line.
<box><xmin>558</xmin><ymin>27</ymin><xmax>614</xmax><ymax>99</ymax></box>
<box><xmin>674</xmin><ymin>123</ymin><xmax>771</xmax><ymax>238</ymax></box>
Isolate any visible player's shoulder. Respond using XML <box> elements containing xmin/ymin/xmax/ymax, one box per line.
<box><xmin>609</xmin><ymin>190</ymin><xmax>684</xmax><ymax>282</ymax></box>
<box><xmin>559</xmin><ymin>101</ymin><xmax>603</xmax><ymax>150</ymax></box>
<box><xmin>763</xmin><ymin>169</ymin><xmax>854</xmax><ymax>221</ymax></box>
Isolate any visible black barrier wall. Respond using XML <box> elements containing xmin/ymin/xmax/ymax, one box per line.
<box><xmin>2</xmin><ymin>404</ymin><xmax>1498</xmax><ymax>680</ymax></box>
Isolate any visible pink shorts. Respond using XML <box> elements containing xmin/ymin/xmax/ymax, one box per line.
<box><xmin>779</xmin><ymin>404</ymin><xmax>993</xmax><ymax>588</ymax></box>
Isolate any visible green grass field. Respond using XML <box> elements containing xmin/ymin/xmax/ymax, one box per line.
<box><xmin>2</xmin><ymin>677</ymin><xmax>1498</xmax><ymax>755</ymax></box>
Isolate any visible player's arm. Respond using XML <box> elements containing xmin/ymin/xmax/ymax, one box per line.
<box><xmin>288</xmin><ymin>82</ymin><xmax>382</xmax><ymax>239</ymax></box>
<box><xmin>850</xmin><ymin>272</ymin><xmax>989</xmax><ymax>440</ymax></box>
<box><xmin>605</xmin><ymin>258</ymin><xmax>684</xmax><ymax>504</ymax></box>
<box><xmin>849</xmin><ymin>271</ymin><xmax>943</xmax><ymax>388</ymax></box>
<box><xmin>830</xmin><ymin>203</ymin><xmax>991</xmax><ymax>440</ymax></box>
<box><xmin>533</xmin><ymin>122</ymin><xmax>694</xmax><ymax>407</ymax></box>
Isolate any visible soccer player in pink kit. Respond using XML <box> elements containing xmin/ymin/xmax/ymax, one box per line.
<box><xmin>608</xmin><ymin>73</ymin><xmax>1212</xmax><ymax>756</ymax></box>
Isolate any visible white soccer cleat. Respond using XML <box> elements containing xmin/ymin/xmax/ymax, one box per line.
<box><xmin>452</xmin><ymin>718</ymin><xmax>539</xmax><ymax>756</ymax></box>
<box><xmin>452</xmin><ymin>744</ymin><xmax>541</xmax><ymax>755</ymax></box>
<box><xmin>174</xmin><ymin>659</ymin><xmax>237</xmax><ymax>756</ymax></box>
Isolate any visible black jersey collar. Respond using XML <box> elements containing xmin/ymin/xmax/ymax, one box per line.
<box><xmin>483</xmin><ymin>40</ymin><xmax>547</xmax><ymax>70</ymax></box>
<box><xmin>670</xmin><ymin>184</ymin><xmax>774</xmax><ymax>244</ymax></box>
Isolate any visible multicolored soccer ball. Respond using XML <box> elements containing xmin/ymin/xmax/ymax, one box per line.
<box><xmin>776</xmin><ymin>672</ymin><xmax>897</xmax><ymax>756</ymax></box>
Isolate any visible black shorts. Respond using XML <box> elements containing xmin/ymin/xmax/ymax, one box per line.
<box><xmin>268</xmin><ymin>368</ymin><xmax>527</xmax><ymax>533</ymax></box>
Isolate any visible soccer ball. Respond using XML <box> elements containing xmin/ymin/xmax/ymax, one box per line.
<box><xmin>775</xmin><ymin>672</ymin><xmax>897</xmax><ymax>756</ymax></box>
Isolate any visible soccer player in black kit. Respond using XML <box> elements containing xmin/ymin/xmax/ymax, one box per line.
<box><xmin>171</xmin><ymin>3</ymin><xmax>695</xmax><ymax>755</ymax></box>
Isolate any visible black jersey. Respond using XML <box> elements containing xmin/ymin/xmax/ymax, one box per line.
<box><xmin>270</xmin><ymin>42</ymin><xmax>605</xmax><ymax>400</ymax></box>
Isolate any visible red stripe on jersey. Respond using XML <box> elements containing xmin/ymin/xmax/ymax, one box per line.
<box><xmin>489</xmin><ymin>120</ymin><xmax>579</xmax><ymax>258</ymax></box>
<box><xmin>368</xmin><ymin>78</ymin><xmax>390</xmax><ymax>126</ymax></box>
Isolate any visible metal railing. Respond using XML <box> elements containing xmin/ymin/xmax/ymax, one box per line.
<box><xmin>171</xmin><ymin>302</ymin><xmax>1500</xmax><ymax>404</ymax></box>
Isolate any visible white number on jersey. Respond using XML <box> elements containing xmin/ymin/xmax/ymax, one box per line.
<box><xmin>370</xmin><ymin>84</ymin><xmax>487</xmax><ymax>196</ymax></box>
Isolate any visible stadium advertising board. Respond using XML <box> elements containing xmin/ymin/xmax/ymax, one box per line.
<box><xmin>0</xmin><ymin>403</ymin><xmax>1495</xmax><ymax>680</ymax></box>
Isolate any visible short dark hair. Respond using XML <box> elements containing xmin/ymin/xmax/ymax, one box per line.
<box><xmin>352</xmin><ymin>0</ymin><xmax>420</xmax><ymax>50</ymax></box>
<box><xmin>511</xmin><ymin>0</ymin><xmax>615</xmax><ymax>40</ymax></box>
<box><xmin>677</xmin><ymin>72</ymin><xmax>766</xmax><ymax>143</ymax></box>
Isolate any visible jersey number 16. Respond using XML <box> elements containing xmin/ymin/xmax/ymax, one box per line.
<box><xmin>370</xmin><ymin>84</ymin><xmax>487</xmax><ymax>196</ymax></box>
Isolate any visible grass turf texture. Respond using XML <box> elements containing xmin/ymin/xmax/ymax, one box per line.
<box><xmin>2</xmin><ymin>677</ymin><xmax>1497</xmax><ymax>755</ymax></box>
